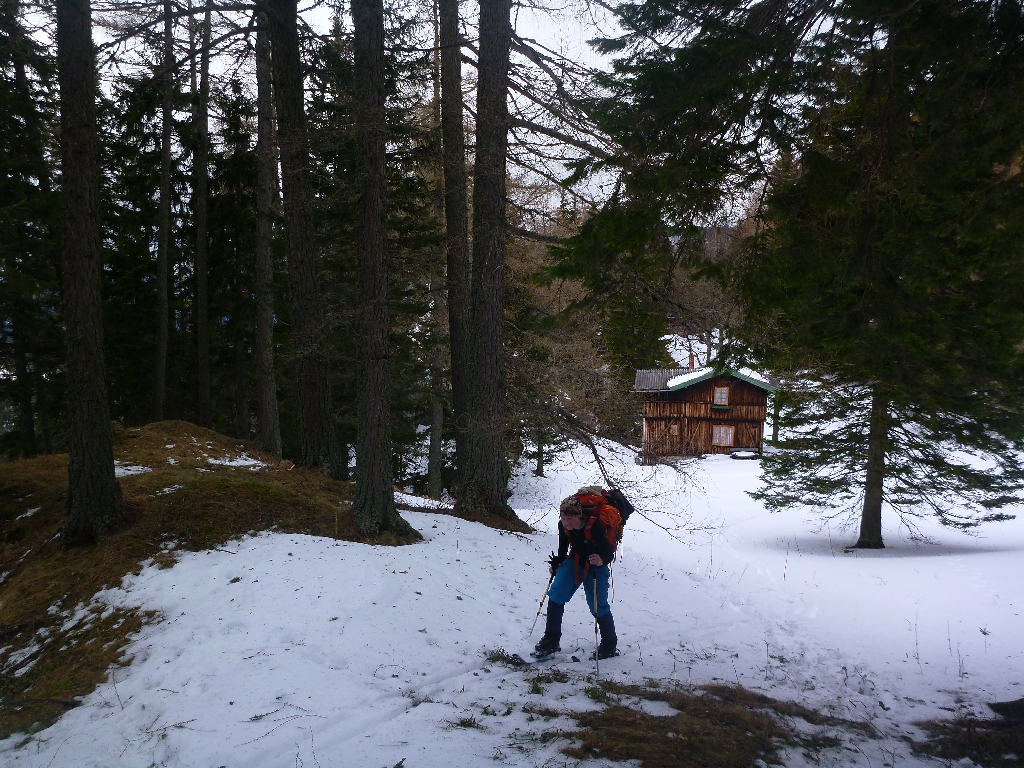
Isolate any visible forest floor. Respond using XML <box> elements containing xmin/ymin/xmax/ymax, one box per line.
<box><xmin>1</xmin><ymin>427</ymin><xmax>1022</xmax><ymax>766</ymax></box>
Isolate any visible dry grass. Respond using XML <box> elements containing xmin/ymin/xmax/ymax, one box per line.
<box><xmin>544</xmin><ymin>679</ymin><xmax>869</xmax><ymax>767</ymax></box>
<box><xmin>0</xmin><ymin>420</ymin><xmax>420</xmax><ymax>739</ymax></box>
<box><xmin>913</xmin><ymin>701</ymin><xmax>1024</xmax><ymax>766</ymax></box>
<box><xmin>557</xmin><ymin>680</ymin><xmax>790</xmax><ymax>767</ymax></box>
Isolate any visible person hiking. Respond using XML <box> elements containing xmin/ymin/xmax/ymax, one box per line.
<box><xmin>533</xmin><ymin>493</ymin><xmax>619</xmax><ymax>660</ymax></box>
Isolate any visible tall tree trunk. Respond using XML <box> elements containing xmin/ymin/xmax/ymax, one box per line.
<box><xmin>155</xmin><ymin>0</ymin><xmax>173</xmax><ymax>422</ymax></box>
<box><xmin>351</xmin><ymin>0</ymin><xmax>413</xmax><ymax>537</ymax></box>
<box><xmin>9</xmin><ymin>296</ymin><xmax>37</xmax><ymax>458</ymax></box>
<box><xmin>254</xmin><ymin>18</ymin><xmax>283</xmax><ymax>458</ymax></box>
<box><xmin>193</xmin><ymin>0</ymin><xmax>212</xmax><ymax>426</ymax></box>
<box><xmin>771</xmin><ymin>395</ymin><xmax>779</xmax><ymax>443</ymax></box>
<box><xmin>55</xmin><ymin>0</ymin><xmax>125</xmax><ymax>545</ymax></box>
<box><xmin>534</xmin><ymin>432</ymin><xmax>544</xmax><ymax>477</ymax></box>
<box><xmin>459</xmin><ymin>0</ymin><xmax>519</xmax><ymax>522</ymax></box>
<box><xmin>427</xmin><ymin>343</ymin><xmax>444</xmax><ymax>499</ymax></box>
<box><xmin>438</xmin><ymin>0</ymin><xmax>470</xmax><ymax>488</ymax></box>
<box><xmin>39</xmin><ymin>404</ymin><xmax>52</xmax><ymax>454</ymax></box>
<box><xmin>265</xmin><ymin>0</ymin><xmax>338</xmax><ymax>474</ymax></box>
<box><xmin>4</xmin><ymin>0</ymin><xmax>43</xmax><ymax>458</ymax></box>
<box><xmin>855</xmin><ymin>388</ymin><xmax>888</xmax><ymax>549</ymax></box>
<box><xmin>234</xmin><ymin>325</ymin><xmax>249</xmax><ymax>439</ymax></box>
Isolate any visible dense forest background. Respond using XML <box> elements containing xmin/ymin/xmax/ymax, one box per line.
<box><xmin>2</xmin><ymin>0</ymin><xmax>1024</xmax><ymax>547</ymax></box>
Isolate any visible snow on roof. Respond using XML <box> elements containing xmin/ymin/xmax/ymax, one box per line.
<box><xmin>664</xmin><ymin>366</ymin><xmax>775</xmax><ymax>392</ymax></box>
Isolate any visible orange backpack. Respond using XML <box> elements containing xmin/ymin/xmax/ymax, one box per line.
<box><xmin>574</xmin><ymin>489</ymin><xmax>623</xmax><ymax>550</ymax></box>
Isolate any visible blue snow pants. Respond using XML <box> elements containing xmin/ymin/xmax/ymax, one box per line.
<box><xmin>547</xmin><ymin>558</ymin><xmax>611</xmax><ymax>617</ymax></box>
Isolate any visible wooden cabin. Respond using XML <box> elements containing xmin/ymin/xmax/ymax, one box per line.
<box><xmin>634</xmin><ymin>367</ymin><xmax>774</xmax><ymax>462</ymax></box>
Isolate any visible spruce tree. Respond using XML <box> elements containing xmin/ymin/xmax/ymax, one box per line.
<box><xmin>567</xmin><ymin>0</ymin><xmax>1024</xmax><ymax>544</ymax></box>
<box><xmin>744</xmin><ymin>0</ymin><xmax>1024</xmax><ymax>544</ymax></box>
<box><xmin>55</xmin><ymin>0</ymin><xmax>125</xmax><ymax>545</ymax></box>
<box><xmin>0</xmin><ymin>0</ymin><xmax>61</xmax><ymax>458</ymax></box>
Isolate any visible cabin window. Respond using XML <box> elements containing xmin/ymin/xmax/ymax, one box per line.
<box><xmin>714</xmin><ymin>386</ymin><xmax>730</xmax><ymax>406</ymax></box>
<box><xmin>712</xmin><ymin>425</ymin><xmax>735</xmax><ymax>446</ymax></box>
<box><xmin>670</xmin><ymin>423</ymin><xmax>679</xmax><ymax>436</ymax></box>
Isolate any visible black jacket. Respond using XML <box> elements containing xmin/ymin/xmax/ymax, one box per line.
<box><xmin>557</xmin><ymin>517</ymin><xmax>615</xmax><ymax>567</ymax></box>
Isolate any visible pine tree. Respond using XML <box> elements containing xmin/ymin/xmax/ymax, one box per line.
<box><xmin>0</xmin><ymin>0</ymin><xmax>61</xmax><ymax>458</ymax></box>
<box><xmin>744</xmin><ymin>0</ymin><xmax>1024</xmax><ymax>545</ymax></box>
<box><xmin>460</xmin><ymin>0</ymin><xmax>521</xmax><ymax>523</ymax></box>
<box><xmin>55</xmin><ymin>0</ymin><xmax>125</xmax><ymax>545</ymax></box>
<box><xmin>563</xmin><ymin>0</ymin><xmax>1024</xmax><ymax>544</ymax></box>
<box><xmin>265</xmin><ymin>0</ymin><xmax>341</xmax><ymax>475</ymax></box>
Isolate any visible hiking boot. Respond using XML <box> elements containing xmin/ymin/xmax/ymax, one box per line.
<box><xmin>591</xmin><ymin>647</ymin><xmax>621</xmax><ymax>660</ymax></box>
<box><xmin>532</xmin><ymin>634</ymin><xmax>560</xmax><ymax>658</ymax></box>
<box><xmin>596</xmin><ymin>613</ymin><xmax>617</xmax><ymax>659</ymax></box>
<box><xmin>533</xmin><ymin>601</ymin><xmax>564</xmax><ymax>657</ymax></box>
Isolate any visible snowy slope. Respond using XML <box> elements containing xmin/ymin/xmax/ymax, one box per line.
<box><xmin>2</xmin><ymin>440</ymin><xmax>1022</xmax><ymax>767</ymax></box>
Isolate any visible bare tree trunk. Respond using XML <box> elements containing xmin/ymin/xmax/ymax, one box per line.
<box><xmin>351</xmin><ymin>0</ymin><xmax>413</xmax><ymax>537</ymax></box>
<box><xmin>154</xmin><ymin>0</ymin><xmax>173</xmax><ymax>422</ymax></box>
<box><xmin>234</xmin><ymin>325</ymin><xmax>249</xmax><ymax>439</ymax></box>
<box><xmin>423</xmin><ymin>1</ymin><xmax>445</xmax><ymax>501</ymax></box>
<box><xmin>438</xmin><ymin>0</ymin><xmax>470</xmax><ymax>485</ymax></box>
<box><xmin>534</xmin><ymin>432</ymin><xmax>544</xmax><ymax>477</ymax></box>
<box><xmin>771</xmin><ymin>395</ymin><xmax>779</xmax><ymax>442</ymax></box>
<box><xmin>193</xmin><ymin>0</ymin><xmax>212</xmax><ymax>427</ymax></box>
<box><xmin>427</xmin><ymin>343</ymin><xmax>444</xmax><ymax>499</ymax></box>
<box><xmin>10</xmin><ymin>299</ymin><xmax>37</xmax><ymax>457</ymax></box>
<box><xmin>254</xmin><ymin>18</ymin><xmax>282</xmax><ymax>458</ymax></box>
<box><xmin>855</xmin><ymin>388</ymin><xmax>888</xmax><ymax>549</ymax></box>
<box><xmin>459</xmin><ymin>0</ymin><xmax>519</xmax><ymax>522</ymax></box>
<box><xmin>265</xmin><ymin>0</ymin><xmax>338</xmax><ymax>474</ymax></box>
<box><xmin>40</xmin><ymin>405</ymin><xmax>52</xmax><ymax>453</ymax></box>
<box><xmin>4</xmin><ymin>0</ymin><xmax>40</xmax><ymax>458</ymax></box>
<box><xmin>55</xmin><ymin>0</ymin><xmax>125</xmax><ymax>546</ymax></box>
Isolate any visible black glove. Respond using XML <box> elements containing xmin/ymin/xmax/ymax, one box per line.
<box><xmin>548</xmin><ymin>552</ymin><xmax>563</xmax><ymax>571</ymax></box>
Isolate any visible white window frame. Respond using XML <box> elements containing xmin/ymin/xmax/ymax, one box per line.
<box><xmin>714</xmin><ymin>386</ymin><xmax>730</xmax><ymax>406</ymax></box>
<box><xmin>712</xmin><ymin>425</ymin><xmax>735</xmax><ymax>446</ymax></box>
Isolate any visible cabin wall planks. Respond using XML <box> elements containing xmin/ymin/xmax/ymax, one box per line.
<box><xmin>637</xmin><ymin>374</ymin><xmax>769</xmax><ymax>460</ymax></box>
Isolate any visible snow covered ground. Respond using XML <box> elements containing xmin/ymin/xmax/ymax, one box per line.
<box><xmin>3</xmin><ymin>440</ymin><xmax>1022</xmax><ymax>767</ymax></box>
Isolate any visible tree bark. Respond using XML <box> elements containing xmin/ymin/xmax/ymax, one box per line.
<box><xmin>9</xmin><ymin>291</ymin><xmax>37</xmax><ymax>458</ymax></box>
<box><xmin>459</xmin><ymin>0</ymin><xmax>519</xmax><ymax>521</ymax></box>
<box><xmin>265</xmin><ymin>0</ymin><xmax>338</xmax><ymax>474</ymax></box>
<box><xmin>254</xmin><ymin>18</ymin><xmax>283</xmax><ymax>458</ymax></box>
<box><xmin>771</xmin><ymin>395</ymin><xmax>779</xmax><ymax>443</ymax></box>
<box><xmin>193</xmin><ymin>0</ymin><xmax>212</xmax><ymax>427</ymax></box>
<box><xmin>855</xmin><ymin>388</ymin><xmax>888</xmax><ymax>548</ymax></box>
<box><xmin>234</xmin><ymin>324</ymin><xmax>249</xmax><ymax>439</ymax></box>
<box><xmin>14</xmin><ymin>337</ymin><xmax>36</xmax><ymax>457</ymax></box>
<box><xmin>4</xmin><ymin>0</ymin><xmax>41</xmax><ymax>457</ymax></box>
<box><xmin>438</xmin><ymin>0</ymin><xmax>470</xmax><ymax>488</ymax></box>
<box><xmin>154</xmin><ymin>0</ymin><xmax>173</xmax><ymax>422</ymax></box>
<box><xmin>427</xmin><ymin>343</ymin><xmax>444</xmax><ymax>499</ymax></box>
<box><xmin>3</xmin><ymin>0</ymin><xmax>50</xmax><ymax>456</ymax></box>
<box><xmin>351</xmin><ymin>0</ymin><xmax>413</xmax><ymax>537</ymax></box>
<box><xmin>55</xmin><ymin>0</ymin><xmax>125</xmax><ymax>546</ymax></box>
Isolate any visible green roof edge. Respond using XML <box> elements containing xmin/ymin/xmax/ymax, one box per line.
<box><xmin>667</xmin><ymin>367</ymin><xmax>777</xmax><ymax>393</ymax></box>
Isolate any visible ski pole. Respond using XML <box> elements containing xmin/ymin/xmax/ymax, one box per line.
<box><xmin>593</xmin><ymin>575</ymin><xmax>600</xmax><ymax>678</ymax></box>
<box><xmin>526</xmin><ymin>569</ymin><xmax>556</xmax><ymax>638</ymax></box>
